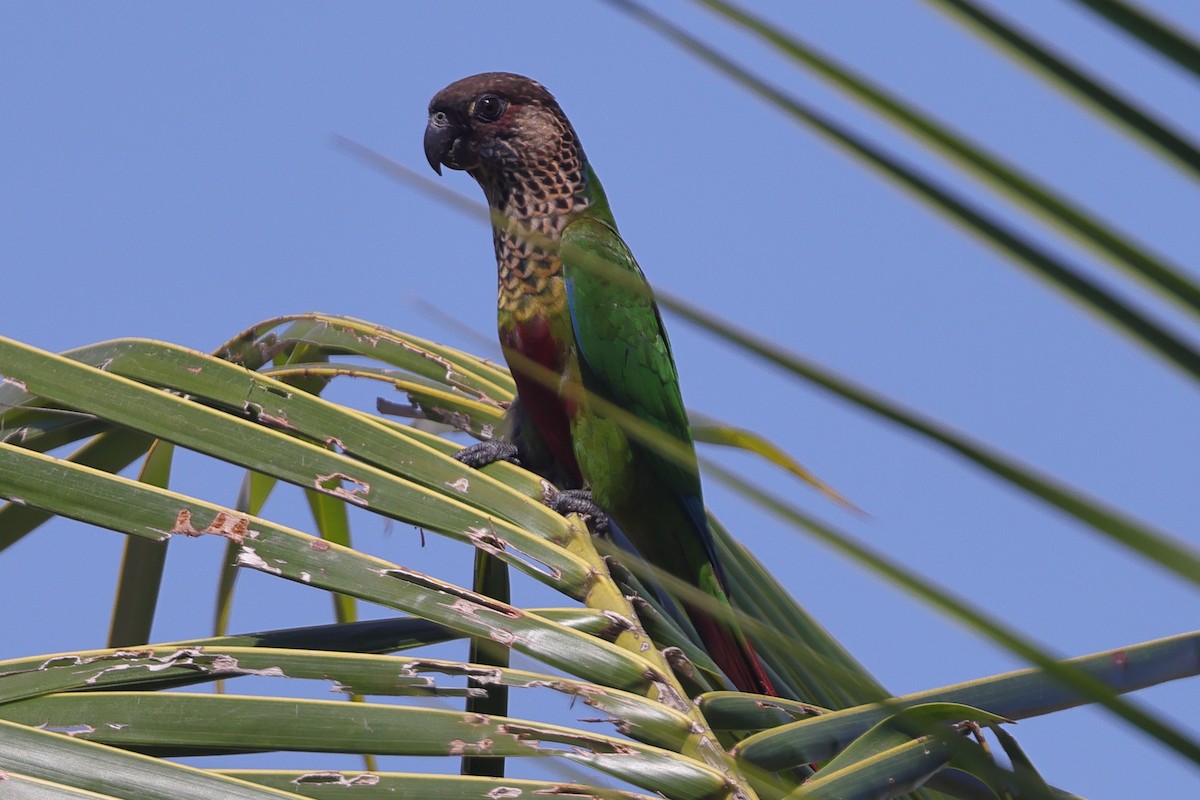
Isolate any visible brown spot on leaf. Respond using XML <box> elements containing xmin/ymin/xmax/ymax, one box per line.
<box><xmin>314</xmin><ymin>472</ymin><xmax>370</xmax><ymax>506</ymax></box>
<box><xmin>171</xmin><ymin>509</ymin><xmax>255</xmax><ymax>543</ymax></box>
<box><xmin>257</xmin><ymin>412</ymin><xmax>298</xmax><ymax>432</ymax></box>
<box><xmin>404</xmin><ymin>660</ymin><xmax>504</xmax><ymax>684</ymax></box>
<box><xmin>531</xmin><ymin>785</ymin><xmax>623</xmax><ymax>798</ymax></box>
<box><xmin>292</xmin><ymin>772</ymin><xmax>380</xmax><ymax>787</ymax></box>
<box><xmin>486</xmin><ymin>788</ymin><xmax>523</xmax><ymax>800</ymax></box>
<box><xmin>171</xmin><ymin>509</ymin><xmax>198</xmax><ymax>536</ymax></box>
<box><xmin>385</xmin><ymin>567</ymin><xmax>519</xmax><ymax>617</ymax></box>
<box><xmin>465</xmin><ymin>522</ymin><xmax>561</xmax><ymax>580</ymax></box>
<box><xmin>499</xmin><ymin>723</ymin><xmax>634</xmax><ymax>755</ymax></box>
<box><xmin>448</xmin><ymin>737</ymin><xmax>495</xmax><ymax>756</ymax></box>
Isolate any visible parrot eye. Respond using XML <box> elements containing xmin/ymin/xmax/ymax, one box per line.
<box><xmin>473</xmin><ymin>94</ymin><xmax>506</xmax><ymax>122</ymax></box>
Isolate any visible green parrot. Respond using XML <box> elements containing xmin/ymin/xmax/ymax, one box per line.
<box><xmin>424</xmin><ymin>72</ymin><xmax>775</xmax><ymax>696</ymax></box>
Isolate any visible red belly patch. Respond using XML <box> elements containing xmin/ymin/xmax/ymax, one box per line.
<box><xmin>504</xmin><ymin>317</ymin><xmax>582</xmax><ymax>484</ymax></box>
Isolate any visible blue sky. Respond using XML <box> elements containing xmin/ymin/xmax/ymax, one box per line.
<box><xmin>2</xmin><ymin>2</ymin><xmax>1198</xmax><ymax>796</ymax></box>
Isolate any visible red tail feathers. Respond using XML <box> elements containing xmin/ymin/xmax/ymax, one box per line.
<box><xmin>689</xmin><ymin>604</ymin><xmax>776</xmax><ymax>696</ymax></box>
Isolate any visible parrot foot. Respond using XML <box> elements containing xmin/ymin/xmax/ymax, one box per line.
<box><xmin>543</xmin><ymin>486</ymin><xmax>611</xmax><ymax>535</ymax></box>
<box><xmin>454</xmin><ymin>440</ymin><xmax>520</xmax><ymax>468</ymax></box>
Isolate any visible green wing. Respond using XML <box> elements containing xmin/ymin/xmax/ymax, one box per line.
<box><xmin>562</xmin><ymin>214</ymin><xmax>776</xmax><ymax>695</ymax></box>
<box><xmin>560</xmin><ymin>214</ymin><xmax>700</xmax><ymax>500</ymax></box>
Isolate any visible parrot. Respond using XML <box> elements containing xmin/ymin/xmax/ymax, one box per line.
<box><xmin>423</xmin><ymin>72</ymin><xmax>775</xmax><ymax>696</ymax></box>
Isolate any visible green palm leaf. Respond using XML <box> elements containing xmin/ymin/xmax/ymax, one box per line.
<box><xmin>4</xmin><ymin>4</ymin><xmax>1198</xmax><ymax>798</ymax></box>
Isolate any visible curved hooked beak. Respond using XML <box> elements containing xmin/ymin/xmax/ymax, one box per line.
<box><xmin>424</xmin><ymin>111</ymin><xmax>463</xmax><ymax>175</ymax></box>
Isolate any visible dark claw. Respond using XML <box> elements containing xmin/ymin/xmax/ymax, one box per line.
<box><xmin>454</xmin><ymin>440</ymin><xmax>520</xmax><ymax>469</ymax></box>
<box><xmin>545</xmin><ymin>488</ymin><xmax>611</xmax><ymax>534</ymax></box>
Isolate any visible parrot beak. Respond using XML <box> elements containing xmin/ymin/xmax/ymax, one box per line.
<box><xmin>424</xmin><ymin>111</ymin><xmax>461</xmax><ymax>175</ymax></box>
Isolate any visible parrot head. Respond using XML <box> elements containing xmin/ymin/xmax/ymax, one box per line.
<box><xmin>424</xmin><ymin>73</ymin><xmax>584</xmax><ymax>200</ymax></box>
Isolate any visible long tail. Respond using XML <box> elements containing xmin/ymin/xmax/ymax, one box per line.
<box><xmin>678</xmin><ymin>495</ymin><xmax>776</xmax><ymax>696</ymax></box>
<box><xmin>686</xmin><ymin>577</ymin><xmax>777</xmax><ymax>696</ymax></box>
<box><xmin>608</xmin><ymin>472</ymin><xmax>778</xmax><ymax>696</ymax></box>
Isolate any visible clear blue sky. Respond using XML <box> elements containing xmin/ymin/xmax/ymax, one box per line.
<box><xmin>2</xmin><ymin>2</ymin><xmax>1198</xmax><ymax>796</ymax></box>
